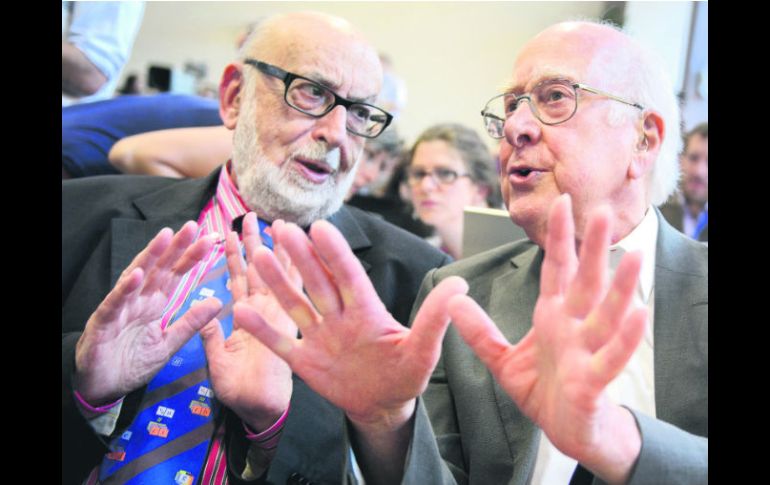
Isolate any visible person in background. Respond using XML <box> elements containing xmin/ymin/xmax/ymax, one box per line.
<box><xmin>62</xmin><ymin>1</ymin><xmax>145</xmax><ymax>106</ymax></box>
<box><xmin>406</xmin><ymin>123</ymin><xmax>502</xmax><ymax>259</ymax></box>
<box><xmin>347</xmin><ymin>126</ymin><xmax>404</xmax><ymax>198</ymax></box>
<box><xmin>238</xmin><ymin>19</ymin><xmax>707</xmax><ymax>485</ymax></box>
<box><xmin>63</xmin><ymin>11</ymin><xmax>453</xmax><ymax>485</ymax></box>
<box><xmin>659</xmin><ymin>122</ymin><xmax>708</xmax><ymax>241</ymax></box>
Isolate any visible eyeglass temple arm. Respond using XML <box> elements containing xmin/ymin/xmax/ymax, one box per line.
<box><xmin>481</xmin><ymin>110</ymin><xmax>505</xmax><ymax>122</ymax></box>
<box><xmin>244</xmin><ymin>59</ymin><xmax>289</xmax><ymax>81</ymax></box>
<box><xmin>575</xmin><ymin>83</ymin><xmax>644</xmax><ymax>110</ymax></box>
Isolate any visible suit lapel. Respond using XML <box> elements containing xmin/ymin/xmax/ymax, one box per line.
<box><xmin>109</xmin><ymin>171</ymin><xmax>219</xmax><ymax>287</ymax></box>
<box><xmin>327</xmin><ymin>206</ymin><xmax>373</xmax><ymax>272</ymax></box>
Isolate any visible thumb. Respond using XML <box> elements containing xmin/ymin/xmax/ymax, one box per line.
<box><xmin>447</xmin><ymin>294</ymin><xmax>511</xmax><ymax>372</ymax></box>
<box><xmin>199</xmin><ymin>317</ymin><xmax>226</xmax><ymax>359</ymax></box>
<box><xmin>165</xmin><ymin>297</ymin><xmax>223</xmax><ymax>353</ymax></box>
<box><xmin>407</xmin><ymin>276</ymin><xmax>469</xmax><ymax>359</ymax></box>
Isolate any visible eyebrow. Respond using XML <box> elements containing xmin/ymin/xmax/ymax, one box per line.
<box><xmin>504</xmin><ymin>67</ymin><xmax>578</xmax><ymax>94</ymax></box>
<box><xmin>302</xmin><ymin>70</ymin><xmax>378</xmax><ymax>104</ymax></box>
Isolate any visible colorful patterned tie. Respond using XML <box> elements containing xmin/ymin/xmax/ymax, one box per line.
<box><xmin>97</xmin><ymin>219</ymin><xmax>273</xmax><ymax>485</ymax></box>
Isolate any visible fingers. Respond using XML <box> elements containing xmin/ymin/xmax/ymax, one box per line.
<box><xmin>118</xmin><ymin>227</ymin><xmax>173</xmax><ymax>281</ymax></box>
<box><xmin>90</xmin><ymin>267</ymin><xmax>145</xmax><ymax>327</ymax></box>
<box><xmin>564</xmin><ymin>207</ymin><xmax>612</xmax><ymax>317</ymax></box>
<box><xmin>199</xmin><ymin>317</ymin><xmax>226</xmax><ymax>359</ymax></box>
<box><xmin>143</xmin><ymin>222</ymin><xmax>218</xmax><ymax>295</ymax></box>
<box><xmin>164</xmin><ymin>297</ymin><xmax>223</xmax><ymax>353</ymax></box>
<box><xmin>589</xmin><ymin>306</ymin><xmax>647</xmax><ymax>389</ymax></box>
<box><xmin>273</xmin><ymin>220</ymin><xmax>303</xmax><ymax>289</ymax></box>
<box><xmin>252</xmin><ymin>245</ymin><xmax>320</xmax><ymax>330</ymax></box>
<box><xmin>541</xmin><ymin>194</ymin><xmax>578</xmax><ymax>297</ymax></box>
<box><xmin>448</xmin><ymin>294</ymin><xmax>512</xmax><ymax>372</ymax></box>
<box><xmin>407</xmin><ymin>276</ymin><xmax>469</xmax><ymax>361</ymax></box>
<box><xmin>145</xmin><ymin>221</ymin><xmax>198</xmax><ymax>288</ymax></box>
<box><xmin>309</xmin><ymin>220</ymin><xmax>378</xmax><ymax>309</ymax></box>
<box><xmin>225</xmin><ymin>230</ymin><xmax>247</xmax><ymax>301</ymax></box>
<box><xmin>581</xmin><ymin>251</ymin><xmax>644</xmax><ymax>352</ymax></box>
<box><xmin>162</xmin><ymin>232</ymin><xmax>220</xmax><ymax>292</ymax></box>
<box><xmin>241</xmin><ymin>212</ymin><xmax>263</xmax><ymax>261</ymax></box>
<box><xmin>274</xmin><ymin>222</ymin><xmax>342</xmax><ymax>315</ymax></box>
<box><xmin>233</xmin><ymin>302</ymin><xmax>298</xmax><ymax>364</ymax></box>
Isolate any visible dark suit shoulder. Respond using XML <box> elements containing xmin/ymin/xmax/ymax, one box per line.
<box><xmin>337</xmin><ymin>205</ymin><xmax>451</xmax><ymax>324</ymax></box>
<box><xmin>342</xmin><ymin>204</ymin><xmax>451</xmax><ymax>268</ymax></box>
<box><xmin>63</xmin><ymin>174</ymin><xmax>182</xmax><ymax>223</ymax></box>
<box><xmin>63</xmin><ymin>173</ymin><xmax>181</xmax><ymax>202</ymax></box>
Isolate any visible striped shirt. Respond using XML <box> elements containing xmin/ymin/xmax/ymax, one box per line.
<box><xmin>80</xmin><ymin>163</ymin><xmax>285</xmax><ymax>484</ymax></box>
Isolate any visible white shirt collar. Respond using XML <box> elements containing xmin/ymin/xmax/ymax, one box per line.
<box><xmin>609</xmin><ymin>206</ymin><xmax>658</xmax><ymax>303</ymax></box>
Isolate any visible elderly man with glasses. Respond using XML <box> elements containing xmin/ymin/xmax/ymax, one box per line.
<box><xmin>239</xmin><ymin>20</ymin><xmax>707</xmax><ymax>485</ymax></box>
<box><xmin>62</xmin><ymin>11</ymin><xmax>453</xmax><ymax>485</ymax></box>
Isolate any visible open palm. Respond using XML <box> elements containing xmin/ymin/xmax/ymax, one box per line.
<box><xmin>74</xmin><ymin>222</ymin><xmax>223</xmax><ymax>404</ymax></box>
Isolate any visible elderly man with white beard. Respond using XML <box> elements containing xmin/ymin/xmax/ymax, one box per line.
<box><xmin>61</xmin><ymin>11</ymin><xmax>456</xmax><ymax>485</ymax></box>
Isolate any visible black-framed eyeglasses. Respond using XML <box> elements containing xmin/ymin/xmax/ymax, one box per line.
<box><xmin>244</xmin><ymin>58</ymin><xmax>394</xmax><ymax>139</ymax></box>
<box><xmin>480</xmin><ymin>78</ymin><xmax>644</xmax><ymax>139</ymax></box>
<box><xmin>406</xmin><ymin>167</ymin><xmax>470</xmax><ymax>186</ymax></box>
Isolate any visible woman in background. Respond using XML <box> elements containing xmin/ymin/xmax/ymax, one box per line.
<box><xmin>406</xmin><ymin>123</ymin><xmax>502</xmax><ymax>259</ymax></box>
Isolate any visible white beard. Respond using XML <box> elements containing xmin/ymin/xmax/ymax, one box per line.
<box><xmin>231</xmin><ymin>97</ymin><xmax>358</xmax><ymax>227</ymax></box>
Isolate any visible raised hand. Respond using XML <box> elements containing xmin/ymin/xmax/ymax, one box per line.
<box><xmin>200</xmin><ymin>213</ymin><xmax>296</xmax><ymax>431</ymax></box>
<box><xmin>74</xmin><ymin>221</ymin><xmax>223</xmax><ymax>405</ymax></box>
<box><xmin>237</xmin><ymin>219</ymin><xmax>468</xmax><ymax>431</ymax></box>
<box><xmin>447</xmin><ymin>194</ymin><xmax>648</xmax><ymax>483</ymax></box>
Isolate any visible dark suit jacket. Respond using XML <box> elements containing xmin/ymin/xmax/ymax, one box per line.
<box><xmin>401</xmin><ymin>210</ymin><xmax>707</xmax><ymax>485</ymax></box>
<box><xmin>62</xmin><ymin>169</ymin><xmax>451</xmax><ymax>485</ymax></box>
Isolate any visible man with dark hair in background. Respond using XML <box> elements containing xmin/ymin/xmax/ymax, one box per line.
<box><xmin>659</xmin><ymin>122</ymin><xmax>708</xmax><ymax>241</ymax></box>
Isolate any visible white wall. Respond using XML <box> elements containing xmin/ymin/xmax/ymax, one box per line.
<box><xmin>679</xmin><ymin>1</ymin><xmax>708</xmax><ymax>131</ymax></box>
<box><xmin>121</xmin><ymin>1</ymin><xmax>702</xmax><ymax>145</ymax></box>
<box><xmin>122</xmin><ymin>1</ymin><xmax>605</xmax><ymax>146</ymax></box>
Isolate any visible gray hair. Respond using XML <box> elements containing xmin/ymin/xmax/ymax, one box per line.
<box><xmin>585</xmin><ymin>20</ymin><xmax>683</xmax><ymax>205</ymax></box>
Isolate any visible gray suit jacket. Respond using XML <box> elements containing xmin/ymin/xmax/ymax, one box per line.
<box><xmin>62</xmin><ymin>170</ymin><xmax>451</xmax><ymax>485</ymax></box>
<box><xmin>402</xmin><ymin>210</ymin><xmax>707</xmax><ymax>485</ymax></box>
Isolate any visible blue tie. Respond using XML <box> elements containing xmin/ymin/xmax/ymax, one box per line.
<box><xmin>98</xmin><ymin>219</ymin><xmax>273</xmax><ymax>485</ymax></box>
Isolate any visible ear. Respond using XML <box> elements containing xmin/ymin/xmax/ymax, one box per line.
<box><xmin>219</xmin><ymin>63</ymin><xmax>243</xmax><ymax>129</ymax></box>
<box><xmin>628</xmin><ymin>110</ymin><xmax>665</xmax><ymax>180</ymax></box>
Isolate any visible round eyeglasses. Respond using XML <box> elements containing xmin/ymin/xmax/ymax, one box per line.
<box><xmin>244</xmin><ymin>59</ymin><xmax>393</xmax><ymax>139</ymax></box>
<box><xmin>406</xmin><ymin>167</ymin><xmax>470</xmax><ymax>186</ymax></box>
<box><xmin>480</xmin><ymin>78</ymin><xmax>644</xmax><ymax>139</ymax></box>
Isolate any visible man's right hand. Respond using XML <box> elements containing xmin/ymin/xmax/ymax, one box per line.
<box><xmin>73</xmin><ymin>221</ymin><xmax>223</xmax><ymax>405</ymax></box>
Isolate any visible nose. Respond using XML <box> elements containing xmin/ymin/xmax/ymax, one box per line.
<box><xmin>312</xmin><ymin>105</ymin><xmax>348</xmax><ymax>149</ymax></box>
<box><xmin>695</xmin><ymin>158</ymin><xmax>708</xmax><ymax>178</ymax></box>
<box><xmin>503</xmin><ymin>98</ymin><xmax>542</xmax><ymax>148</ymax></box>
<box><xmin>417</xmin><ymin>172</ymin><xmax>440</xmax><ymax>192</ymax></box>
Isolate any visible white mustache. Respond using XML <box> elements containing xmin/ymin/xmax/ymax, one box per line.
<box><xmin>293</xmin><ymin>143</ymin><xmax>342</xmax><ymax>172</ymax></box>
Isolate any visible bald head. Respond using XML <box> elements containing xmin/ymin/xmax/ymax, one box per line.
<box><xmin>220</xmin><ymin>11</ymin><xmax>386</xmax><ymax>226</ymax></box>
<box><xmin>497</xmin><ymin>19</ymin><xmax>680</xmax><ymax>246</ymax></box>
<box><xmin>512</xmin><ymin>22</ymin><xmax>636</xmax><ymax>94</ymax></box>
<box><xmin>240</xmin><ymin>11</ymin><xmax>382</xmax><ymax>86</ymax></box>
<box><xmin>510</xmin><ymin>20</ymin><xmax>680</xmax><ymax>205</ymax></box>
